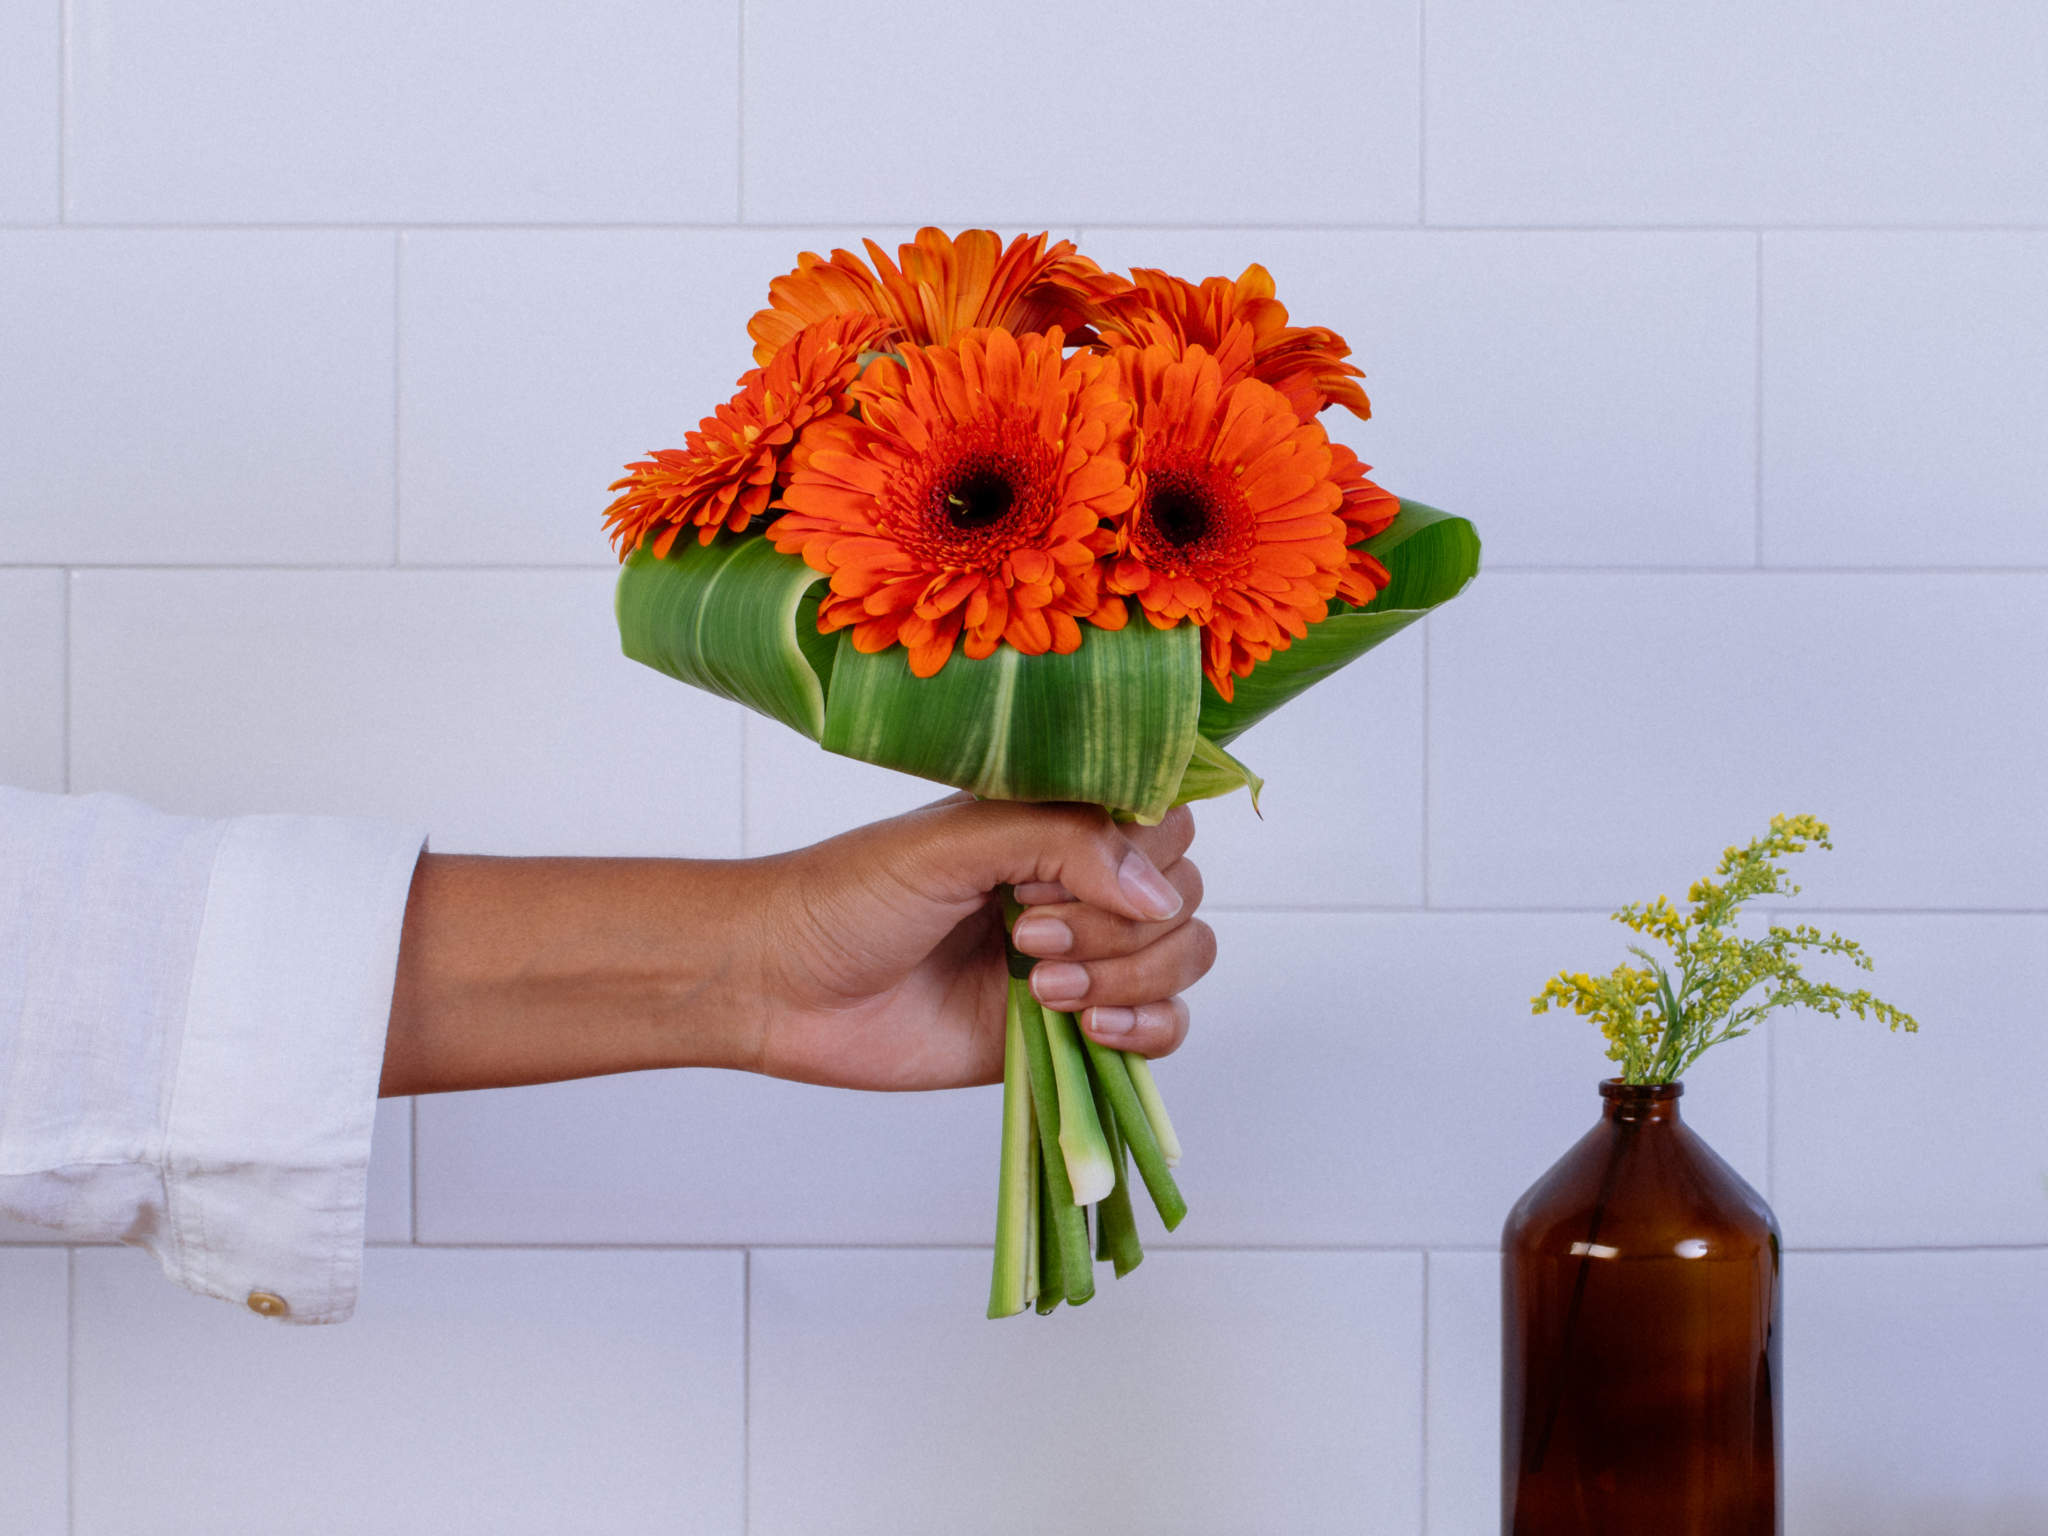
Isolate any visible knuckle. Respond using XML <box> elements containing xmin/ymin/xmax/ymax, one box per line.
<box><xmin>1057</xmin><ymin>802</ymin><xmax>1112</xmax><ymax>836</ymax></box>
<box><xmin>1136</xmin><ymin>998</ymin><xmax>1189</xmax><ymax>1056</ymax></box>
<box><xmin>1164</xmin><ymin>997</ymin><xmax>1191</xmax><ymax>1050</ymax></box>
<box><xmin>1164</xmin><ymin>803</ymin><xmax>1196</xmax><ymax>845</ymax></box>
<box><xmin>1176</xmin><ymin>859</ymin><xmax>1205</xmax><ymax>913</ymax></box>
<box><xmin>1189</xmin><ymin>918</ymin><xmax>1218</xmax><ymax>973</ymax></box>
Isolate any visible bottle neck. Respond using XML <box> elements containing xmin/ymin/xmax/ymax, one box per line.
<box><xmin>1600</xmin><ymin>1079</ymin><xmax>1684</xmax><ymax>1126</ymax></box>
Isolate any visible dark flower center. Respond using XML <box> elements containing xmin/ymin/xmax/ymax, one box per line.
<box><xmin>902</xmin><ymin>425</ymin><xmax>1060</xmax><ymax>569</ymax></box>
<box><xmin>944</xmin><ymin>464</ymin><xmax>1018</xmax><ymax>530</ymax></box>
<box><xmin>1145</xmin><ymin>467</ymin><xmax>1223</xmax><ymax>548</ymax></box>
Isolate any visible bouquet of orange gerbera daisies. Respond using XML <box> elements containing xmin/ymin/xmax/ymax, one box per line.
<box><xmin>605</xmin><ymin>229</ymin><xmax>1480</xmax><ymax>1317</ymax></box>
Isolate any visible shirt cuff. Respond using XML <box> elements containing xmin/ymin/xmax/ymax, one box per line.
<box><xmin>158</xmin><ymin>814</ymin><xmax>426</xmax><ymax>1325</ymax></box>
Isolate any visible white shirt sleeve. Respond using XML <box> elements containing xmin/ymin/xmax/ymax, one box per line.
<box><xmin>0</xmin><ymin>786</ymin><xmax>426</xmax><ymax>1324</ymax></box>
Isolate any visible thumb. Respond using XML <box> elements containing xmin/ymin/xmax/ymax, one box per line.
<box><xmin>889</xmin><ymin>800</ymin><xmax>1184</xmax><ymax>924</ymax></box>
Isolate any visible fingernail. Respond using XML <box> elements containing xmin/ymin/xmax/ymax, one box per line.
<box><xmin>1010</xmin><ymin>915</ymin><xmax>1073</xmax><ymax>956</ymax></box>
<box><xmin>1118</xmin><ymin>849</ymin><xmax>1182</xmax><ymax>921</ymax></box>
<box><xmin>1031</xmin><ymin>962</ymin><xmax>1088</xmax><ymax>1008</ymax></box>
<box><xmin>1087</xmin><ymin>1006</ymin><xmax>1136</xmax><ymax>1036</ymax></box>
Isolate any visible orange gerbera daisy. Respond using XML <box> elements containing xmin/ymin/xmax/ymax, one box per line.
<box><xmin>768</xmin><ymin>327</ymin><xmax>1134</xmax><ymax>678</ymax></box>
<box><xmin>603</xmin><ymin>313</ymin><xmax>890</xmax><ymax>559</ymax></box>
<box><xmin>1098</xmin><ymin>343</ymin><xmax>1352</xmax><ymax>701</ymax></box>
<box><xmin>1097</xmin><ymin>264</ymin><xmax>1372</xmax><ymax>423</ymax></box>
<box><xmin>747</xmin><ymin>228</ymin><xmax>1125</xmax><ymax>368</ymax></box>
<box><xmin>1329</xmin><ymin>442</ymin><xmax>1400</xmax><ymax>606</ymax></box>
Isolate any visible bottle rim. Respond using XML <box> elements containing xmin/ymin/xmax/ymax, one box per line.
<box><xmin>1600</xmin><ymin>1077</ymin><xmax>1683</xmax><ymax>1101</ymax></box>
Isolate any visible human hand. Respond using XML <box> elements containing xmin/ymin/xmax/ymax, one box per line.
<box><xmin>741</xmin><ymin>799</ymin><xmax>1213</xmax><ymax>1091</ymax></box>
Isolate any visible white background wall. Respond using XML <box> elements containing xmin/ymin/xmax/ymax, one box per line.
<box><xmin>4</xmin><ymin>1</ymin><xmax>2045</xmax><ymax>1531</ymax></box>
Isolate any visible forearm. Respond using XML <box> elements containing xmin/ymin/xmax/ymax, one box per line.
<box><xmin>378</xmin><ymin>852</ymin><xmax>774</xmax><ymax>1096</ymax></box>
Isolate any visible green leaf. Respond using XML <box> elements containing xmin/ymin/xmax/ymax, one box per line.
<box><xmin>614</xmin><ymin>500</ymin><xmax>1478</xmax><ymax>815</ymax></box>
<box><xmin>1196</xmin><ymin>500</ymin><xmax>1482</xmax><ymax>748</ymax></box>
<box><xmin>819</xmin><ymin>622</ymin><xmax>1203</xmax><ymax>824</ymax></box>
<box><xmin>1172</xmin><ymin>733</ymin><xmax>1265</xmax><ymax>812</ymax></box>
<box><xmin>615</xmin><ymin>539</ymin><xmax>831</xmax><ymax>740</ymax></box>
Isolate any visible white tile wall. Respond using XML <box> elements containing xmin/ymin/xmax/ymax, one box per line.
<box><xmin>1764</xmin><ymin>233</ymin><xmax>2048</xmax><ymax>567</ymax></box>
<box><xmin>1787</xmin><ymin>1251</ymin><xmax>2048</xmax><ymax>1535</ymax></box>
<box><xmin>1157</xmin><ymin>913</ymin><xmax>1768</xmax><ymax>1249</ymax></box>
<box><xmin>71</xmin><ymin>1245</ymin><xmax>746</xmax><ymax>1535</ymax></box>
<box><xmin>398</xmin><ymin>229</ymin><xmax>922</xmax><ymax>567</ymax></box>
<box><xmin>415</xmin><ymin>911</ymin><xmax>1765</xmax><ymax>1251</ymax></box>
<box><xmin>0</xmin><ymin>1249</ymin><xmax>67</xmax><ymax>1536</ymax></box>
<box><xmin>1428</xmin><ymin>0</ymin><xmax>2048</xmax><ymax>226</ymax></box>
<box><xmin>66</xmin><ymin>0</ymin><xmax>739</xmax><ymax>224</ymax></box>
<box><xmin>1081</xmin><ymin>229</ymin><xmax>1760</xmax><ymax>568</ymax></box>
<box><xmin>68</xmin><ymin>570</ymin><xmax>743</xmax><ymax>856</ymax></box>
<box><xmin>739</xmin><ymin>711</ymin><xmax>949</xmax><ymax>856</ymax></box>
<box><xmin>743</xmin><ymin>0</ymin><xmax>1420</xmax><ymax>226</ymax></box>
<box><xmin>1425</xmin><ymin>1250</ymin><xmax>1500</xmax><ymax>1536</ymax></box>
<box><xmin>750</xmin><ymin>1248</ymin><xmax>1424</xmax><ymax>1536</ymax></box>
<box><xmin>0</xmin><ymin>570</ymin><xmax>64</xmax><ymax>792</ymax></box>
<box><xmin>415</xmin><ymin>1069</ymin><xmax>1001</xmax><ymax>1246</ymax></box>
<box><xmin>0</xmin><ymin>0</ymin><xmax>58</xmax><ymax>224</ymax></box>
<box><xmin>1428</xmin><ymin>1252</ymin><xmax>2048</xmax><ymax>1536</ymax></box>
<box><xmin>365</xmin><ymin>1099</ymin><xmax>413</xmax><ymax>1243</ymax></box>
<box><xmin>1184</xmin><ymin>635</ymin><xmax>1426</xmax><ymax>907</ymax></box>
<box><xmin>6</xmin><ymin>2</ymin><xmax>2044</xmax><ymax>1528</ymax></box>
<box><xmin>0</xmin><ymin>231</ymin><xmax>396</xmax><ymax>565</ymax></box>
<box><xmin>1774</xmin><ymin>916</ymin><xmax>2048</xmax><ymax>1250</ymax></box>
<box><xmin>1430</xmin><ymin>573</ymin><xmax>2048</xmax><ymax>911</ymax></box>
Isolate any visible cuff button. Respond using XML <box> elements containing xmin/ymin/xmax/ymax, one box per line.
<box><xmin>245</xmin><ymin>1291</ymin><xmax>289</xmax><ymax>1318</ymax></box>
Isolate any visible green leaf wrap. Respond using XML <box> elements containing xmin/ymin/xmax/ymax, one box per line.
<box><xmin>1195</xmin><ymin>501</ymin><xmax>1483</xmax><ymax>748</ymax></box>
<box><xmin>616</xmin><ymin>539</ymin><xmax>831</xmax><ymax>740</ymax></box>
<box><xmin>612</xmin><ymin>498</ymin><xmax>1479</xmax><ymax>813</ymax></box>
<box><xmin>820</xmin><ymin>621</ymin><xmax>1202</xmax><ymax>824</ymax></box>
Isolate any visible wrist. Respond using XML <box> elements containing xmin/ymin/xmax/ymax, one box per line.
<box><xmin>384</xmin><ymin>852</ymin><xmax>780</xmax><ymax>1094</ymax></box>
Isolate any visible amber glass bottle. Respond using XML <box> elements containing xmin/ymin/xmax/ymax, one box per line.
<box><xmin>1502</xmin><ymin>1081</ymin><xmax>1780</xmax><ymax>1535</ymax></box>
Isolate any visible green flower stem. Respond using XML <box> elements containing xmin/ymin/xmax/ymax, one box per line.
<box><xmin>1024</xmin><ymin>1095</ymin><xmax>1041</xmax><ymax>1307</ymax></box>
<box><xmin>1124</xmin><ymin>1054</ymin><xmax>1183</xmax><ymax>1167</ymax></box>
<box><xmin>1093</xmin><ymin>1085</ymin><xmax>1117</xmax><ymax>1264</ymax></box>
<box><xmin>1089</xmin><ymin>1063</ymin><xmax>1144</xmax><ymax>1278</ymax></box>
<box><xmin>1040</xmin><ymin>1006</ymin><xmax>1116</xmax><ymax>1204</ymax></box>
<box><xmin>1083</xmin><ymin>1035</ymin><xmax>1187</xmax><ymax>1231</ymax></box>
<box><xmin>1017</xmin><ymin>983</ymin><xmax>1095</xmax><ymax>1305</ymax></box>
<box><xmin>1034</xmin><ymin>1118</ymin><xmax>1065</xmax><ymax>1315</ymax></box>
<box><xmin>986</xmin><ymin>984</ymin><xmax>1037</xmax><ymax>1319</ymax></box>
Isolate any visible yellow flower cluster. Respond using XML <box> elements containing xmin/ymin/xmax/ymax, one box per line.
<box><xmin>1531</xmin><ymin>815</ymin><xmax>1919</xmax><ymax>1084</ymax></box>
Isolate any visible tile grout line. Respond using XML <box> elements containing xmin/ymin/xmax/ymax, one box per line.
<box><xmin>738</xmin><ymin>719</ymin><xmax>751</xmax><ymax>855</ymax></box>
<box><xmin>392</xmin><ymin>232</ymin><xmax>404</xmax><ymax>566</ymax></box>
<box><xmin>29</xmin><ymin>220</ymin><xmax>2048</xmax><ymax>234</ymax></box>
<box><xmin>1419</xmin><ymin>1250</ymin><xmax>1432</xmax><ymax>1534</ymax></box>
<box><xmin>1764</xmin><ymin>1019</ymin><xmax>1777</xmax><ymax>1206</ymax></box>
<box><xmin>1420</xmin><ymin>618</ymin><xmax>1432</xmax><ymax>907</ymax></box>
<box><xmin>55</xmin><ymin>0</ymin><xmax>67</xmax><ymax>222</ymax></box>
<box><xmin>346</xmin><ymin>1239</ymin><xmax>2048</xmax><ymax>1254</ymax></box>
<box><xmin>742</xmin><ymin>1247</ymin><xmax>752</xmax><ymax>1535</ymax></box>
<box><xmin>20</xmin><ymin>561</ymin><xmax>2048</xmax><ymax>577</ymax></box>
<box><xmin>410</xmin><ymin>1095</ymin><xmax>420</xmax><ymax>1244</ymax></box>
<box><xmin>1416</xmin><ymin>0</ymin><xmax>1429</xmax><ymax>227</ymax></box>
<box><xmin>1753</xmin><ymin>230</ymin><xmax>1765</xmax><ymax>568</ymax></box>
<box><xmin>734</xmin><ymin>0</ymin><xmax>747</xmax><ymax>224</ymax></box>
<box><xmin>66</xmin><ymin>1246</ymin><xmax>76</xmax><ymax>1536</ymax></box>
<box><xmin>61</xmin><ymin>570</ymin><xmax>72</xmax><ymax>792</ymax></box>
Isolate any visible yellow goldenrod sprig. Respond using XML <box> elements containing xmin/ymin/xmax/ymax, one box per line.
<box><xmin>1531</xmin><ymin>815</ymin><xmax>1919</xmax><ymax>1084</ymax></box>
